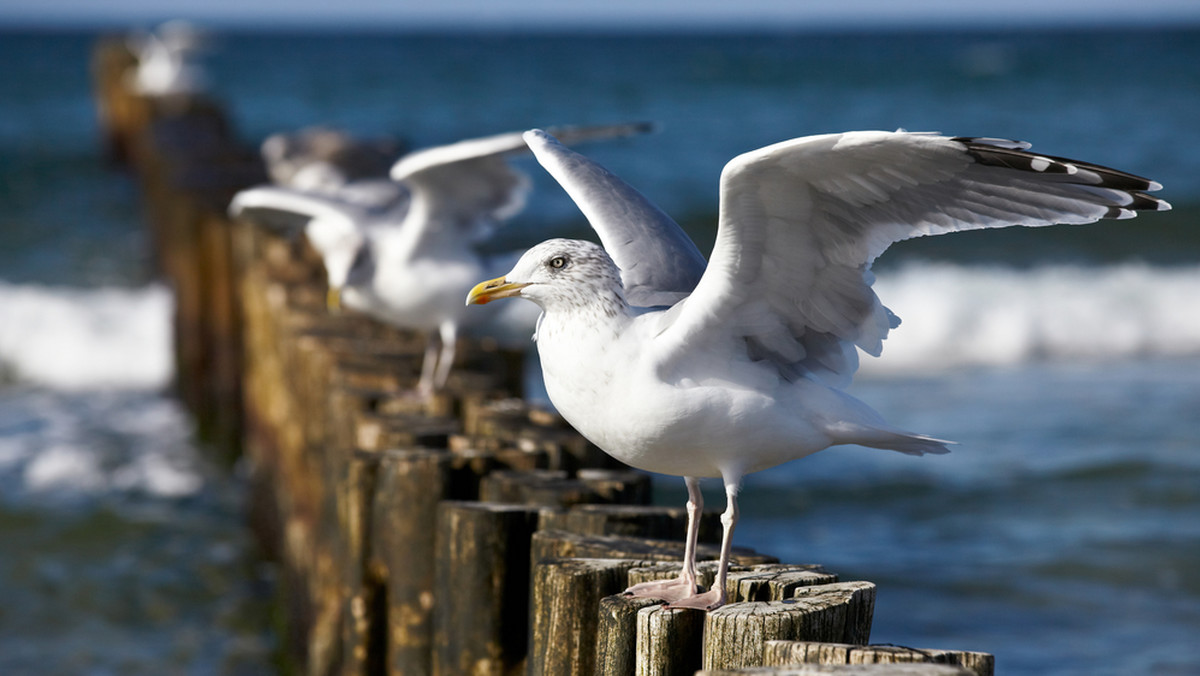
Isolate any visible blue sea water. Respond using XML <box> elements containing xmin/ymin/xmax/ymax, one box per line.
<box><xmin>1</xmin><ymin>27</ymin><xmax>1198</xmax><ymax>674</ymax></box>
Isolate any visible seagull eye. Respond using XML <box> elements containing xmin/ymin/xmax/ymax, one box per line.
<box><xmin>548</xmin><ymin>256</ymin><xmax>568</xmax><ymax>270</ymax></box>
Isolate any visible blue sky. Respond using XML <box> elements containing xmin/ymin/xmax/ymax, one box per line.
<box><xmin>4</xmin><ymin>0</ymin><xmax>1200</xmax><ymax>30</ymax></box>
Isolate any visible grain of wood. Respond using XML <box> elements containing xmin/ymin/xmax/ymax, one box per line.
<box><xmin>528</xmin><ymin>558</ymin><xmax>659</xmax><ymax>676</ymax></box>
<box><xmin>762</xmin><ymin>641</ymin><xmax>994</xmax><ymax>676</ymax></box>
<box><xmin>595</xmin><ymin>595</ymin><xmax>666</xmax><ymax>676</ymax></box>
<box><xmin>697</xmin><ymin>663</ymin><xmax>973</xmax><ymax>674</ymax></box>
<box><xmin>538</xmin><ymin>503</ymin><xmax>723</xmax><ymax>542</ymax></box>
<box><xmin>703</xmin><ymin>582</ymin><xmax>877</xmax><ymax>671</ymax></box>
<box><xmin>372</xmin><ymin>448</ymin><xmax>451</xmax><ymax>675</ymax></box>
<box><xmin>635</xmin><ymin>603</ymin><xmax>707</xmax><ymax>676</ymax></box>
<box><xmin>433</xmin><ymin>501</ymin><xmax>540</xmax><ymax>676</ymax></box>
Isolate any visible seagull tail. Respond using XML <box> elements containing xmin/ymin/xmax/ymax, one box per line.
<box><xmin>827</xmin><ymin>422</ymin><xmax>955</xmax><ymax>456</ymax></box>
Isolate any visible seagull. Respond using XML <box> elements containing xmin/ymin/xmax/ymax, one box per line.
<box><xmin>126</xmin><ymin>21</ymin><xmax>210</xmax><ymax>98</ymax></box>
<box><xmin>466</xmin><ymin>129</ymin><xmax>1171</xmax><ymax>609</ymax></box>
<box><xmin>231</xmin><ymin>122</ymin><xmax>652</xmax><ymax>395</ymax></box>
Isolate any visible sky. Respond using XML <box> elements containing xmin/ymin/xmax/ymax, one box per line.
<box><xmin>4</xmin><ymin>0</ymin><xmax>1200</xmax><ymax>31</ymax></box>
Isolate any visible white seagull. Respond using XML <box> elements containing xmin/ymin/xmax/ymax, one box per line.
<box><xmin>467</xmin><ymin>129</ymin><xmax>1171</xmax><ymax>609</ymax></box>
<box><xmin>126</xmin><ymin>21</ymin><xmax>210</xmax><ymax>98</ymax></box>
<box><xmin>231</xmin><ymin>122</ymin><xmax>652</xmax><ymax>395</ymax></box>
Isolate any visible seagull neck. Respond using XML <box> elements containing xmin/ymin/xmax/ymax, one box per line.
<box><xmin>551</xmin><ymin>286</ymin><xmax>632</xmax><ymax>335</ymax></box>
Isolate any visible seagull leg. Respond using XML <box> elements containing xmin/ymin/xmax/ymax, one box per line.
<box><xmin>415</xmin><ymin>323</ymin><xmax>458</xmax><ymax>397</ymax></box>
<box><xmin>665</xmin><ymin>477</ymin><xmax>740</xmax><ymax>611</ymax></box>
<box><xmin>432</xmin><ymin>321</ymin><xmax>458</xmax><ymax>389</ymax></box>
<box><xmin>415</xmin><ymin>330</ymin><xmax>441</xmax><ymax>397</ymax></box>
<box><xmin>622</xmin><ymin>476</ymin><xmax>703</xmax><ymax>603</ymax></box>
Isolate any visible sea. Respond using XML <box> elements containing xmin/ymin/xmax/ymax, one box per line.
<box><xmin>1</xmin><ymin>26</ymin><xmax>1198</xmax><ymax>675</ymax></box>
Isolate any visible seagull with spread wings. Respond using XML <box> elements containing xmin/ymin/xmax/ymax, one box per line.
<box><xmin>231</xmin><ymin>122</ymin><xmax>651</xmax><ymax>395</ymax></box>
<box><xmin>467</xmin><ymin>129</ymin><xmax>1171</xmax><ymax>609</ymax></box>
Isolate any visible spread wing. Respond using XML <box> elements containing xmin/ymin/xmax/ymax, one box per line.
<box><xmin>524</xmin><ymin>129</ymin><xmax>707</xmax><ymax>307</ymax></box>
<box><xmin>229</xmin><ymin>184</ymin><xmax>372</xmax><ymax>234</ymax></box>
<box><xmin>654</xmin><ymin>130</ymin><xmax>1170</xmax><ymax>387</ymax></box>
<box><xmin>391</xmin><ymin>123</ymin><xmax>654</xmax><ymax>244</ymax></box>
<box><xmin>389</xmin><ymin>132</ymin><xmax>533</xmax><ymax>240</ymax></box>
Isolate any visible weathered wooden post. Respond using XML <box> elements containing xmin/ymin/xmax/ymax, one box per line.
<box><xmin>371</xmin><ymin>448</ymin><xmax>453</xmax><ymax>675</ymax></box>
<box><xmin>762</xmin><ymin>641</ymin><xmax>994</xmax><ymax>676</ymax></box>
<box><xmin>433</xmin><ymin>501</ymin><xmax>540</xmax><ymax>675</ymax></box>
<box><xmin>702</xmin><ymin>581</ymin><xmax>878</xmax><ymax>670</ymax></box>
<box><xmin>595</xmin><ymin>595</ymin><xmax>667</xmax><ymax>676</ymax></box>
<box><xmin>527</xmin><ymin>558</ymin><xmax>659</xmax><ymax>675</ymax></box>
<box><xmin>593</xmin><ymin>563</ymin><xmax>844</xmax><ymax>675</ymax></box>
<box><xmin>698</xmin><ymin>664</ymin><xmax>975</xmax><ymax>675</ymax></box>
<box><xmin>635</xmin><ymin>604</ymin><xmax>708</xmax><ymax>676</ymax></box>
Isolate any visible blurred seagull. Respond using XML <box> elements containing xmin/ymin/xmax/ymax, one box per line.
<box><xmin>126</xmin><ymin>21</ymin><xmax>210</xmax><ymax>98</ymax></box>
<box><xmin>231</xmin><ymin>122</ymin><xmax>652</xmax><ymax>395</ymax></box>
<box><xmin>467</xmin><ymin>129</ymin><xmax>1171</xmax><ymax>609</ymax></box>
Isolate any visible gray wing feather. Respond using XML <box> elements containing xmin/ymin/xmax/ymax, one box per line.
<box><xmin>524</xmin><ymin>129</ymin><xmax>707</xmax><ymax>307</ymax></box>
<box><xmin>391</xmin><ymin>123</ymin><xmax>657</xmax><ymax>244</ymax></box>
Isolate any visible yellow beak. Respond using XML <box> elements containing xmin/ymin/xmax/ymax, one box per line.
<box><xmin>466</xmin><ymin>276</ymin><xmax>529</xmax><ymax>305</ymax></box>
<box><xmin>327</xmin><ymin>287</ymin><xmax>342</xmax><ymax>313</ymax></box>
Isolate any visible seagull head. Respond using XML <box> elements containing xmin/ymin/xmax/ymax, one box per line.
<box><xmin>466</xmin><ymin>238</ymin><xmax>625</xmax><ymax>311</ymax></box>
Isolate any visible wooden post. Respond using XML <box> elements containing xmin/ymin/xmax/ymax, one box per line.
<box><xmin>480</xmin><ymin>468</ymin><xmax>652</xmax><ymax>508</ymax></box>
<box><xmin>594</xmin><ymin>564</ymin><xmax>843</xmax><ymax>676</ymax></box>
<box><xmin>702</xmin><ymin>581</ymin><xmax>878</xmax><ymax>670</ymax></box>
<box><xmin>433</xmin><ymin>501</ymin><xmax>540</xmax><ymax>676</ymax></box>
<box><xmin>697</xmin><ymin>664</ymin><xmax>974</xmax><ymax>675</ymax></box>
<box><xmin>762</xmin><ymin>641</ymin><xmax>994</xmax><ymax>676</ymax></box>
<box><xmin>595</xmin><ymin>595</ymin><xmax>666</xmax><ymax>676</ymax></box>
<box><xmin>539</xmin><ymin>503</ymin><xmax>722</xmax><ymax>542</ymax></box>
<box><xmin>527</xmin><ymin>558</ymin><xmax>659</xmax><ymax>676</ymax></box>
<box><xmin>635</xmin><ymin>604</ymin><xmax>707</xmax><ymax>676</ymax></box>
<box><xmin>728</xmin><ymin>564</ymin><xmax>841</xmax><ymax>603</ymax></box>
<box><xmin>445</xmin><ymin>444</ymin><xmax>549</xmax><ymax>500</ymax></box>
<box><xmin>372</xmin><ymin>448</ymin><xmax>453</xmax><ymax>676</ymax></box>
<box><xmin>338</xmin><ymin>449</ymin><xmax>384</xmax><ymax>676</ymax></box>
<box><xmin>532</xmin><ymin>529</ymin><xmax>777</xmax><ymax>568</ymax></box>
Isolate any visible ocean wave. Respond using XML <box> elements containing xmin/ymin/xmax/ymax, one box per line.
<box><xmin>862</xmin><ymin>262</ymin><xmax>1200</xmax><ymax>374</ymax></box>
<box><xmin>0</xmin><ymin>263</ymin><xmax>1196</xmax><ymax>392</ymax></box>
<box><xmin>0</xmin><ymin>388</ymin><xmax>205</xmax><ymax>502</ymax></box>
<box><xmin>0</xmin><ymin>280</ymin><xmax>174</xmax><ymax>390</ymax></box>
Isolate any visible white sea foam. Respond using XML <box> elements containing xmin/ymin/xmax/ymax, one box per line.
<box><xmin>863</xmin><ymin>262</ymin><xmax>1200</xmax><ymax>375</ymax></box>
<box><xmin>0</xmin><ymin>388</ymin><xmax>204</xmax><ymax>501</ymax></box>
<box><xmin>0</xmin><ymin>281</ymin><xmax>174</xmax><ymax>390</ymax></box>
<box><xmin>1</xmin><ymin>264</ymin><xmax>1198</xmax><ymax>390</ymax></box>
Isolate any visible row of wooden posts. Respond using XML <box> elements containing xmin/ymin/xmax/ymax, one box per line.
<box><xmin>91</xmin><ymin>36</ymin><xmax>995</xmax><ymax>676</ymax></box>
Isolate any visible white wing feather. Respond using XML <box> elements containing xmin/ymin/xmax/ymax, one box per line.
<box><xmin>523</xmin><ymin>129</ymin><xmax>707</xmax><ymax>307</ymax></box>
<box><xmin>654</xmin><ymin>130</ymin><xmax>1170</xmax><ymax>386</ymax></box>
<box><xmin>229</xmin><ymin>184</ymin><xmax>371</xmax><ymax>232</ymax></box>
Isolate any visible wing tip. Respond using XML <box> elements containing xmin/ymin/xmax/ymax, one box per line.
<box><xmin>955</xmin><ymin>136</ymin><xmax>1171</xmax><ymax>218</ymax></box>
<box><xmin>523</xmin><ymin>128</ymin><xmax>550</xmax><ymax>143</ymax></box>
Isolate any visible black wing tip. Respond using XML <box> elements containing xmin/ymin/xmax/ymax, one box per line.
<box><xmin>953</xmin><ymin>136</ymin><xmax>1169</xmax><ymax>215</ymax></box>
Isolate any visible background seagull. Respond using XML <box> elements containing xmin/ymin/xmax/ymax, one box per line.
<box><xmin>231</xmin><ymin>122</ymin><xmax>652</xmax><ymax>395</ymax></box>
<box><xmin>126</xmin><ymin>21</ymin><xmax>211</xmax><ymax>98</ymax></box>
<box><xmin>467</xmin><ymin>128</ymin><xmax>1171</xmax><ymax>609</ymax></box>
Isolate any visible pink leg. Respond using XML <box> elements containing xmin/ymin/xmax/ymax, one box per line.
<box><xmin>623</xmin><ymin>476</ymin><xmax>703</xmax><ymax>603</ymax></box>
<box><xmin>667</xmin><ymin>478</ymin><xmax>739</xmax><ymax>610</ymax></box>
<box><xmin>432</xmin><ymin>321</ymin><xmax>458</xmax><ymax>389</ymax></box>
<box><xmin>415</xmin><ymin>331</ymin><xmax>441</xmax><ymax>397</ymax></box>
